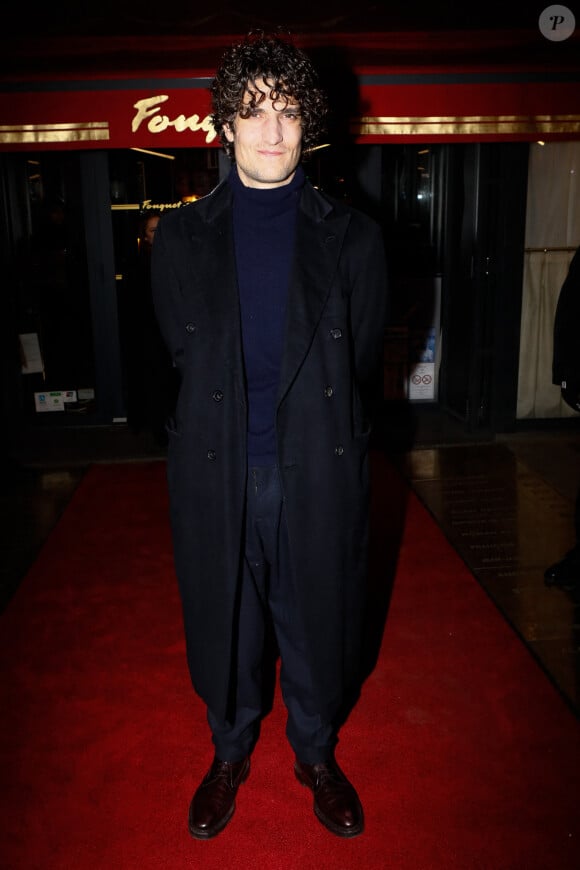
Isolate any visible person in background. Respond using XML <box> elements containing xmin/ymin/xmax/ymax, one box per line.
<box><xmin>152</xmin><ymin>32</ymin><xmax>388</xmax><ymax>840</ymax></box>
<box><xmin>544</xmin><ymin>246</ymin><xmax>580</xmax><ymax>590</ymax></box>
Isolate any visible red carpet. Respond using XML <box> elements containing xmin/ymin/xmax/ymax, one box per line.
<box><xmin>1</xmin><ymin>457</ymin><xmax>579</xmax><ymax>869</ymax></box>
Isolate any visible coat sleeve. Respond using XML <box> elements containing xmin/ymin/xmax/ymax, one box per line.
<box><xmin>349</xmin><ymin>217</ymin><xmax>389</xmax><ymax>426</ymax></box>
<box><xmin>150</xmin><ymin>217</ymin><xmax>184</xmax><ymax>367</ymax></box>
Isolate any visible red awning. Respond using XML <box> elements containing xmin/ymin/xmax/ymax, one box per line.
<box><xmin>1</xmin><ymin>30</ymin><xmax>579</xmax><ymax>150</ymax></box>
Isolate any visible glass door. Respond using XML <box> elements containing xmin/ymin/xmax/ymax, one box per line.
<box><xmin>4</xmin><ymin>152</ymin><xmax>96</xmax><ymax>421</ymax></box>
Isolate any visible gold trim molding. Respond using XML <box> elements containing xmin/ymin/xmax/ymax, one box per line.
<box><xmin>0</xmin><ymin>122</ymin><xmax>109</xmax><ymax>145</ymax></box>
<box><xmin>353</xmin><ymin>114</ymin><xmax>580</xmax><ymax>136</ymax></box>
<box><xmin>2</xmin><ymin>113</ymin><xmax>579</xmax><ymax>148</ymax></box>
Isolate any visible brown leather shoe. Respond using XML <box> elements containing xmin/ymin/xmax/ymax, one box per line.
<box><xmin>188</xmin><ymin>756</ymin><xmax>250</xmax><ymax>839</ymax></box>
<box><xmin>294</xmin><ymin>758</ymin><xmax>364</xmax><ymax>837</ymax></box>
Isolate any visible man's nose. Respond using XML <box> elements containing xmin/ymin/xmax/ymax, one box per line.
<box><xmin>262</xmin><ymin>115</ymin><xmax>283</xmax><ymax>144</ymax></box>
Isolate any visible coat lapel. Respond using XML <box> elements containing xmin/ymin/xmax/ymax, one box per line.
<box><xmin>181</xmin><ymin>182</ymin><xmax>241</xmax><ymax>327</ymax></box>
<box><xmin>277</xmin><ymin>184</ymin><xmax>351</xmax><ymax>405</ymax></box>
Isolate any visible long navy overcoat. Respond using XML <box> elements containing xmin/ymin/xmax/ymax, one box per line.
<box><xmin>151</xmin><ymin>177</ymin><xmax>388</xmax><ymax>723</ymax></box>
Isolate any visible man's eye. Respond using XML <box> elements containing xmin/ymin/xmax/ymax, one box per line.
<box><xmin>284</xmin><ymin>112</ymin><xmax>300</xmax><ymax>121</ymax></box>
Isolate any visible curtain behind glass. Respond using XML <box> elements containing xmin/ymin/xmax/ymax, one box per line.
<box><xmin>517</xmin><ymin>142</ymin><xmax>580</xmax><ymax>418</ymax></box>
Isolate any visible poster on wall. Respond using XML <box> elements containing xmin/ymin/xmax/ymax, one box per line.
<box><xmin>408</xmin><ymin>328</ymin><xmax>436</xmax><ymax>401</ymax></box>
<box><xmin>383</xmin><ymin>274</ymin><xmax>440</xmax><ymax>404</ymax></box>
<box><xmin>34</xmin><ymin>390</ymin><xmax>77</xmax><ymax>413</ymax></box>
<box><xmin>19</xmin><ymin>333</ymin><xmax>44</xmax><ymax>375</ymax></box>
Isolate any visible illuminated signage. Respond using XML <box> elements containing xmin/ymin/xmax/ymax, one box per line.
<box><xmin>141</xmin><ymin>199</ymin><xmax>192</xmax><ymax>212</ymax></box>
<box><xmin>132</xmin><ymin>95</ymin><xmax>217</xmax><ymax>143</ymax></box>
<box><xmin>1</xmin><ymin>75</ymin><xmax>579</xmax><ymax>152</ymax></box>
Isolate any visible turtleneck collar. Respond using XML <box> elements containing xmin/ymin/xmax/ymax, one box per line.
<box><xmin>228</xmin><ymin>164</ymin><xmax>305</xmax><ymax>206</ymax></box>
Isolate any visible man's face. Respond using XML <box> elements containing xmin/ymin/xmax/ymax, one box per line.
<box><xmin>143</xmin><ymin>216</ymin><xmax>160</xmax><ymax>246</ymax></box>
<box><xmin>224</xmin><ymin>78</ymin><xmax>303</xmax><ymax>189</ymax></box>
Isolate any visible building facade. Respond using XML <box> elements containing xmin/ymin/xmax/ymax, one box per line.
<box><xmin>1</xmin><ymin>22</ymin><xmax>579</xmax><ymax>441</ymax></box>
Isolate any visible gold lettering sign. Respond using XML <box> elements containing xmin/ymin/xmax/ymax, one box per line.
<box><xmin>141</xmin><ymin>199</ymin><xmax>189</xmax><ymax>212</ymax></box>
<box><xmin>132</xmin><ymin>95</ymin><xmax>217</xmax><ymax>143</ymax></box>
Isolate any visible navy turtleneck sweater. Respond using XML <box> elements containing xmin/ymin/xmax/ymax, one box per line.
<box><xmin>229</xmin><ymin>165</ymin><xmax>305</xmax><ymax>466</ymax></box>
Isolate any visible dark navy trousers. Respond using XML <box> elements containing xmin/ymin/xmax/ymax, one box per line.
<box><xmin>207</xmin><ymin>465</ymin><xmax>335</xmax><ymax>764</ymax></box>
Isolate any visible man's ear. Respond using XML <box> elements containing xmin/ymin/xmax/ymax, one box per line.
<box><xmin>223</xmin><ymin>122</ymin><xmax>235</xmax><ymax>143</ymax></box>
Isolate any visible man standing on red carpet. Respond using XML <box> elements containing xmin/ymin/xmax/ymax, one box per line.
<box><xmin>152</xmin><ymin>31</ymin><xmax>387</xmax><ymax>840</ymax></box>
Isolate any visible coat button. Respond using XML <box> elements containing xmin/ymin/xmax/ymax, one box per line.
<box><xmin>207</xmin><ymin>449</ymin><xmax>216</xmax><ymax>461</ymax></box>
<box><xmin>330</xmin><ymin>328</ymin><xmax>342</xmax><ymax>339</ymax></box>
<box><xmin>324</xmin><ymin>386</ymin><xmax>334</xmax><ymax>398</ymax></box>
<box><xmin>212</xmin><ymin>389</ymin><xmax>224</xmax><ymax>402</ymax></box>
<box><xmin>334</xmin><ymin>445</ymin><xmax>344</xmax><ymax>456</ymax></box>
<box><xmin>185</xmin><ymin>322</ymin><xmax>196</xmax><ymax>334</ymax></box>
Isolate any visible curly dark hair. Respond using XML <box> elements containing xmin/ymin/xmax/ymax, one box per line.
<box><xmin>210</xmin><ymin>31</ymin><xmax>328</xmax><ymax>160</ymax></box>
